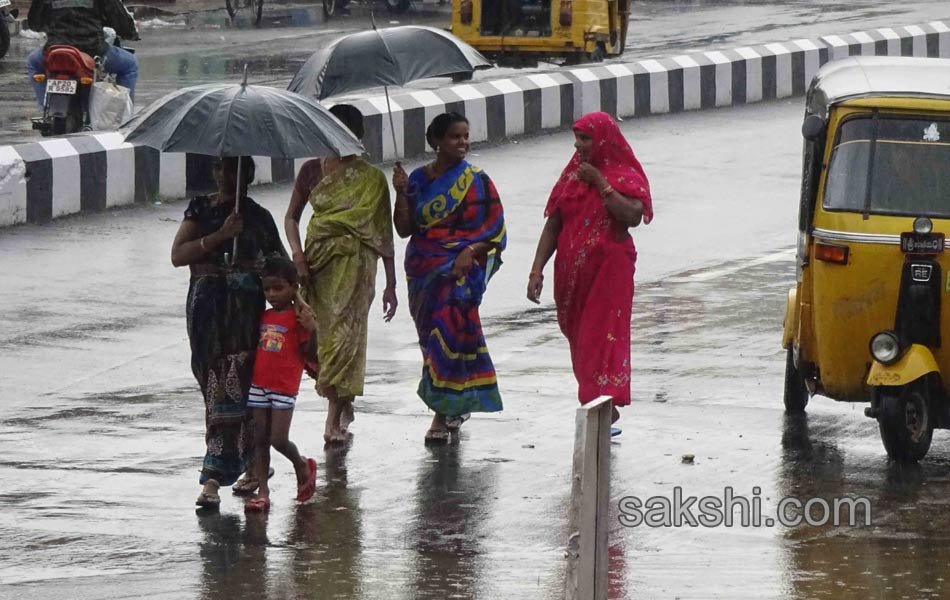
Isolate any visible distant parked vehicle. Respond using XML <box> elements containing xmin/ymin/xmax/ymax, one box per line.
<box><xmin>450</xmin><ymin>0</ymin><xmax>630</xmax><ymax>66</ymax></box>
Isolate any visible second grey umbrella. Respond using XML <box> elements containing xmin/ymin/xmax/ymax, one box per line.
<box><xmin>288</xmin><ymin>25</ymin><xmax>491</xmax><ymax>156</ymax></box>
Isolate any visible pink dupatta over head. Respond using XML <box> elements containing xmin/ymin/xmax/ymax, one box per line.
<box><xmin>546</xmin><ymin>111</ymin><xmax>653</xmax><ymax>221</ymax></box>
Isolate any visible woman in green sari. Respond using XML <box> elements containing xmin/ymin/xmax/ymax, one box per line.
<box><xmin>285</xmin><ymin>105</ymin><xmax>398</xmax><ymax>444</ymax></box>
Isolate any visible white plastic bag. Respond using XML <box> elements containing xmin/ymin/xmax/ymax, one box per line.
<box><xmin>88</xmin><ymin>81</ymin><xmax>133</xmax><ymax>131</ymax></box>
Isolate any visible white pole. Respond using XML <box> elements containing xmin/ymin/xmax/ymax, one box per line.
<box><xmin>565</xmin><ymin>395</ymin><xmax>612</xmax><ymax>600</ymax></box>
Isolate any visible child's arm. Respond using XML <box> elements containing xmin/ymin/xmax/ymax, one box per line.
<box><xmin>298</xmin><ymin>307</ymin><xmax>317</xmax><ymax>333</ymax></box>
<box><xmin>295</xmin><ymin>295</ymin><xmax>317</xmax><ymax>333</ymax></box>
<box><xmin>296</xmin><ymin>303</ymin><xmax>319</xmax><ymax>380</ymax></box>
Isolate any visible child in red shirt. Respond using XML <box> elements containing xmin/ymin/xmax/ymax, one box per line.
<box><xmin>245</xmin><ymin>257</ymin><xmax>318</xmax><ymax>512</ymax></box>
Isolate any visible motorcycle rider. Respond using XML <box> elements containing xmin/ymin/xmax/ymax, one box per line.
<box><xmin>26</xmin><ymin>0</ymin><xmax>139</xmax><ymax>107</ymax></box>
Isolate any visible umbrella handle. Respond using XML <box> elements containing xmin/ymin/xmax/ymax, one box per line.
<box><xmin>384</xmin><ymin>86</ymin><xmax>399</xmax><ymax>160</ymax></box>
<box><xmin>232</xmin><ymin>156</ymin><xmax>243</xmax><ymax>265</ymax></box>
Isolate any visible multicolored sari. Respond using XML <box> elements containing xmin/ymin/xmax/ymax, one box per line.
<box><xmin>303</xmin><ymin>158</ymin><xmax>394</xmax><ymax>398</ymax></box>
<box><xmin>405</xmin><ymin>160</ymin><xmax>507</xmax><ymax>416</ymax></box>
<box><xmin>545</xmin><ymin>112</ymin><xmax>653</xmax><ymax>406</ymax></box>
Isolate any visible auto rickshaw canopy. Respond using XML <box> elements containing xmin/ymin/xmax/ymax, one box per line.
<box><xmin>807</xmin><ymin>56</ymin><xmax>950</xmax><ymax>119</ymax></box>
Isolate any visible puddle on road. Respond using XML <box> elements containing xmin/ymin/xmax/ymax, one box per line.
<box><xmin>779</xmin><ymin>412</ymin><xmax>950</xmax><ymax>599</ymax></box>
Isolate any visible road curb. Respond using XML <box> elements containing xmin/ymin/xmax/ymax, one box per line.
<box><xmin>1</xmin><ymin>20</ymin><xmax>948</xmax><ymax>227</ymax></box>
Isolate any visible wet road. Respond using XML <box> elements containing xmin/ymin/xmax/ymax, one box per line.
<box><xmin>1</xmin><ymin>0</ymin><xmax>948</xmax><ymax>144</ymax></box>
<box><xmin>5</xmin><ymin>97</ymin><xmax>950</xmax><ymax>598</ymax></box>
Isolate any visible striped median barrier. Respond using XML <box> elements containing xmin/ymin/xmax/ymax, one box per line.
<box><xmin>1</xmin><ymin>20</ymin><xmax>948</xmax><ymax>227</ymax></box>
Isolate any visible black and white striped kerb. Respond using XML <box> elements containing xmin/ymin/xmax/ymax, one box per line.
<box><xmin>352</xmin><ymin>21</ymin><xmax>949</xmax><ymax>162</ymax></box>
<box><xmin>0</xmin><ymin>132</ymin><xmax>297</xmax><ymax>226</ymax></box>
<box><xmin>1</xmin><ymin>20</ymin><xmax>948</xmax><ymax>227</ymax></box>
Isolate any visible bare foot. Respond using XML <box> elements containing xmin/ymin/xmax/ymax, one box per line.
<box><xmin>338</xmin><ymin>400</ymin><xmax>355</xmax><ymax>434</ymax></box>
<box><xmin>324</xmin><ymin>400</ymin><xmax>344</xmax><ymax>444</ymax></box>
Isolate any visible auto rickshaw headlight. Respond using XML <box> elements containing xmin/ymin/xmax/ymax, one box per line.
<box><xmin>870</xmin><ymin>331</ymin><xmax>901</xmax><ymax>365</ymax></box>
<box><xmin>914</xmin><ymin>217</ymin><xmax>933</xmax><ymax>234</ymax></box>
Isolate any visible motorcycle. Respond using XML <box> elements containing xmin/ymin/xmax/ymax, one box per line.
<box><xmin>31</xmin><ymin>32</ymin><xmax>134</xmax><ymax>137</ymax></box>
<box><xmin>0</xmin><ymin>0</ymin><xmax>17</xmax><ymax>59</ymax></box>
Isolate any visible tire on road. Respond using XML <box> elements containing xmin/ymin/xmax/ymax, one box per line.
<box><xmin>783</xmin><ymin>347</ymin><xmax>809</xmax><ymax>413</ymax></box>
<box><xmin>588</xmin><ymin>42</ymin><xmax>607</xmax><ymax>63</ymax></box>
<box><xmin>877</xmin><ymin>378</ymin><xmax>934</xmax><ymax>463</ymax></box>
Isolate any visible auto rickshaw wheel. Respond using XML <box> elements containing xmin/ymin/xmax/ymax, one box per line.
<box><xmin>877</xmin><ymin>379</ymin><xmax>934</xmax><ymax>463</ymax></box>
<box><xmin>783</xmin><ymin>347</ymin><xmax>809</xmax><ymax>413</ymax></box>
<box><xmin>588</xmin><ymin>43</ymin><xmax>607</xmax><ymax>63</ymax></box>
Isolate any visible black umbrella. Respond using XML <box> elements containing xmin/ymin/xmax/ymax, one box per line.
<box><xmin>287</xmin><ymin>24</ymin><xmax>492</xmax><ymax>154</ymax></box>
<box><xmin>124</xmin><ymin>70</ymin><xmax>364</xmax><ymax>260</ymax></box>
<box><xmin>123</xmin><ymin>81</ymin><xmax>363</xmax><ymax>159</ymax></box>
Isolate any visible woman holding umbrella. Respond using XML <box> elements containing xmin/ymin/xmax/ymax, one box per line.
<box><xmin>171</xmin><ymin>157</ymin><xmax>287</xmax><ymax>508</ymax></box>
<box><xmin>123</xmin><ymin>72</ymin><xmax>364</xmax><ymax>505</ymax></box>
<box><xmin>392</xmin><ymin>112</ymin><xmax>507</xmax><ymax>444</ymax></box>
<box><xmin>285</xmin><ymin>104</ymin><xmax>398</xmax><ymax>445</ymax></box>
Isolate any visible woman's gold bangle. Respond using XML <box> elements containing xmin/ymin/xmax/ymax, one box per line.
<box><xmin>600</xmin><ymin>185</ymin><xmax>615</xmax><ymax>198</ymax></box>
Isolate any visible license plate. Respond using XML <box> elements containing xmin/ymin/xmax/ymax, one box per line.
<box><xmin>46</xmin><ymin>79</ymin><xmax>77</xmax><ymax>95</ymax></box>
<box><xmin>0</xmin><ymin>0</ymin><xmax>11</xmax><ymax>8</ymax></box>
<box><xmin>900</xmin><ymin>232</ymin><xmax>945</xmax><ymax>254</ymax></box>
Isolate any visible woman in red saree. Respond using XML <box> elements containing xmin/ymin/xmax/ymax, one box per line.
<box><xmin>527</xmin><ymin>112</ymin><xmax>653</xmax><ymax>433</ymax></box>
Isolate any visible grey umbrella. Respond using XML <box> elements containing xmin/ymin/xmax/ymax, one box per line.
<box><xmin>287</xmin><ymin>24</ymin><xmax>492</xmax><ymax>154</ymax></box>
<box><xmin>123</xmin><ymin>73</ymin><xmax>364</xmax><ymax>260</ymax></box>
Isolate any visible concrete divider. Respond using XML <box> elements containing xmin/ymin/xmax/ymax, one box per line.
<box><xmin>1</xmin><ymin>20</ymin><xmax>948</xmax><ymax>227</ymax></box>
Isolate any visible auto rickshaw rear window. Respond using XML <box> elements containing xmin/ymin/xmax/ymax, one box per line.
<box><xmin>823</xmin><ymin>115</ymin><xmax>950</xmax><ymax>217</ymax></box>
<box><xmin>480</xmin><ymin>0</ymin><xmax>552</xmax><ymax>37</ymax></box>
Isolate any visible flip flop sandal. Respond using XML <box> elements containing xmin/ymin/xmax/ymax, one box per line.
<box><xmin>232</xmin><ymin>467</ymin><xmax>276</xmax><ymax>495</ymax></box>
<box><xmin>445</xmin><ymin>413</ymin><xmax>471</xmax><ymax>431</ymax></box>
<box><xmin>424</xmin><ymin>429</ymin><xmax>451</xmax><ymax>445</ymax></box>
<box><xmin>244</xmin><ymin>497</ymin><xmax>271</xmax><ymax>513</ymax></box>
<box><xmin>610</xmin><ymin>427</ymin><xmax>622</xmax><ymax>437</ymax></box>
<box><xmin>195</xmin><ymin>491</ymin><xmax>221</xmax><ymax>509</ymax></box>
<box><xmin>296</xmin><ymin>458</ymin><xmax>318</xmax><ymax>503</ymax></box>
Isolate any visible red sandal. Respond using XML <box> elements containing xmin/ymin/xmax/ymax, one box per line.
<box><xmin>296</xmin><ymin>457</ymin><xmax>318</xmax><ymax>503</ymax></box>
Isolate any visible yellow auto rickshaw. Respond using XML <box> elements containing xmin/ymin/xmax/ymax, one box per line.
<box><xmin>783</xmin><ymin>56</ymin><xmax>950</xmax><ymax>462</ymax></box>
<box><xmin>450</xmin><ymin>0</ymin><xmax>630</xmax><ymax>66</ymax></box>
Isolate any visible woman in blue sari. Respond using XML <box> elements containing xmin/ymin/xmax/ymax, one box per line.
<box><xmin>392</xmin><ymin>113</ymin><xmax>507</xmax><ymax>444</ymax></box>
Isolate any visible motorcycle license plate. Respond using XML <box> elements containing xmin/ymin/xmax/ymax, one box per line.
<box><xmin>900</xmin><ymin>231</ymin><xmax>945</xmax><ymax>254</ymax></box>
<box><xmin>0</xmin><ymin>0</ymin><xmax>11</xmax><ymax>8</ymax></box>
<box><xmin>46</xmin><ymin>79</ymin><xmax>78</xmax><ymax>95</ymax></box>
